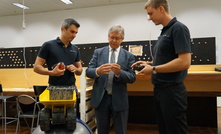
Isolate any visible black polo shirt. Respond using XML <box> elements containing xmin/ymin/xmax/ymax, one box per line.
<box><xmin>38</xmin><ymin>37</ymin><xmax>80</xmax><ymax>86</ymax></box>
<box><xmin>152</xmin><ymin>17</ymin><xmax>191</xmax><ymax>85</ymax></box>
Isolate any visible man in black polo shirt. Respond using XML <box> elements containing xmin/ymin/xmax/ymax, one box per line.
<box><xmin>132</xmin><ymin>0</ymin><xmax>191</xmax><ymax>134</ymax></box>
<box><xmin>34</xmin><ymin>18</ymin><xmax>82</xmax><ymax>86</ymax></box>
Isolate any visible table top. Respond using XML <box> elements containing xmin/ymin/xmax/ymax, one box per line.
<box><xmin>3</xmin><ymin>88</ymin><xmax>34</xmax><ymax>92</ymax></box>
<box><xmin>3</xmin><ymin>88</ymin><xmax>35</xmax><ymax>97</ymax></box>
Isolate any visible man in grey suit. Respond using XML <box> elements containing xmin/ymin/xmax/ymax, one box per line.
<box><xmin>86</xmin><ymin>25</ymin><xmax>136</xmax><ymax>134</ymax></box>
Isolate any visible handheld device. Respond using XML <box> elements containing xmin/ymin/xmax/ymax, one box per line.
<box><xmin>133</xmin><ymin>65</ymin><xmax>145</xmax><ymax>71</ymax></box>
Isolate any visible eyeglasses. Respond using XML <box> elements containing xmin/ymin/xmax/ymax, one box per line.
<box><xmin>109</xmin><ymin>36</ymin><xmax>122</xmax><ymax>41</ymax></box>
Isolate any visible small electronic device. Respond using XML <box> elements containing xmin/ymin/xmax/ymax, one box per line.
<box><xmin>133</xmin><ymin>65</ymin><xmax>144</xmax><ymax>71</ymax></box>
<box><xmin>51</xmin><ymin>62</ymin><xmax>65</xmax><ymax>70</ymax></box>
<box><xmin>58</xmin><ymin>62</ymin><xmax>65</xmax><ymax>70</ymax></box>
<box><xmin>215</xmin><ymin>67</ymin><xmax>221</xmax><ymax>72</ymax></box>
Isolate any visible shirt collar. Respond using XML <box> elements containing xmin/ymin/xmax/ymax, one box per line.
<box><xmin>56</xmin><ymin>37</ymin><xmax>71</xmax><ymax>48</ymax></box>
<box><xmin>109</xmin><ymin>46</ymin><xmax>120</xmax><ymax>52</ymax></box>
<box><xmin>162</xmin><ymin>17</ymin><xmax>177</xmax><ymax>30</ymax></box>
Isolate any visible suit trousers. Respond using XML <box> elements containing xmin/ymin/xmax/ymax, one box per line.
<box><xmin>154</xmin><ymin>82</ymin><xmax>188</xmax><ymax>134</ymax></box>
<box><xmin>95</xmin><ymin>91</ymin><xmax>128</xmax><ymax>134</ymax></box>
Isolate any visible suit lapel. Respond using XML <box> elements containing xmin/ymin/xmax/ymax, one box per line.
<box><xmin>117</xmin><ymin>48</ymin><xmax>125</xmax><ymax>65</ymax></box>
<box><xmin>103</xmin><ymin>46</ymin><xmax>109</xmax><ymax>63</ymax></box>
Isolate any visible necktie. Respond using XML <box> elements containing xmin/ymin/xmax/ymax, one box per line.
<box><xmin>106</xmin><ymin>49</ymin><xmax>116</xmax><ymax>94</ymax></box>
<box><xmin>110</xmin><ymin>48</ymin><xmax>116</xmax><ymax>64</ymax></box>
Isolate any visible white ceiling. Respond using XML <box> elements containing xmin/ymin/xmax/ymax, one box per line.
<box><xmin>0</xmin><ymin>0</ymin><xmax>146</xmax><ymax>17</ymax></box>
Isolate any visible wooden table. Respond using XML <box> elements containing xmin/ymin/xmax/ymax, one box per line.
<box><xmin>2</xmin><ymin>65</ymin><xmax>221</xmax><ymax>127</ymax></box>
<box><xmin>3</xmin><ymin>88</ymin><xmax>35</xmax><ymax>97</ymax></box>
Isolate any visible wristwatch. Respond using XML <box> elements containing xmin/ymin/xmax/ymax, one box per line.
<box><xmin>152</xmin><ymin>66</ymin><xmax>157</xmax><ymax>74</ymax></box>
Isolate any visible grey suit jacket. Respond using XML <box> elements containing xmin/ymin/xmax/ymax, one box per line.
<box><xmin>86</xmin><ymin>46</ymin><xmax>136</xmax><ymax>111</ymax></box>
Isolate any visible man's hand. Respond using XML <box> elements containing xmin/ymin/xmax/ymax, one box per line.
<box><xmin>66</xmin><ymin>64</ymin><xmax>78</xmax><ymax>73</ymax></box>
<box><xmin>51</xmin><ymin>62</ymin><xmax>65</xmax><ymax>76</ymax></box>
<box><xmin>97</xmin><ymin>64</ymin><xmax>112</xmax><ymax>75</ymax></box>
<box><xmin>131</xmin><ymin>61</ymin><xmax>153</xmax><ymax>75</ymax></box>
<box><xmin>131</xmin><ymin>61</ymin><xmax>152</xmax><ymax>68</ymax></box>
<box><xmin>111</xmin><ymin>63</ymin><xmax>121</xmax><ymax>76</ymax></box>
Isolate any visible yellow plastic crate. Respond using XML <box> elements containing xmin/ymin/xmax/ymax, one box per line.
<box><xmin>39</xmin><ymin>86</ymin><xmax>77</xmax><ymax>109</ymax></box>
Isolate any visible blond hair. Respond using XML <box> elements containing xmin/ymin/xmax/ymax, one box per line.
<box><xmin>144</xmin><ymin>0</ymin><xmax>169</xmax><ymax>13</ymax></box>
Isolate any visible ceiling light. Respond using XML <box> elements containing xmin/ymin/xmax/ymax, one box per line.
<box><xmin>61</xmin><ymin>0</ymin><xmax>73</xmax><ymax>4</ymax></box>
<box><xmin>12</xmin><ymin>3</ymin><xmax>30</xmax><ymax>9</ymax></box>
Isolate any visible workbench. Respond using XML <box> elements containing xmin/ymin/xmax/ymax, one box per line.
<box><xmin>1</xmin><ymin>65</ymin><xmax>221</xmax><ymax>127</ymax></box>
<box><xmin>127</xmin><ymin>65</ymin><xmax>221</xmax><ymax>127</ymax></box>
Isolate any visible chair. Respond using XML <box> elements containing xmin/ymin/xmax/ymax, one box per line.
<box><xmin>0</xmin><ymin>84</ymin><xmax>17</xmax><ymax>134</ymax></box>
<box><xmin>16</xmin><ymin>94</ymin><xmax>41</xmax><ymax>133</ymax></box>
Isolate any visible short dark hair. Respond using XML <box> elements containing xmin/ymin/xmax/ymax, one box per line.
<box><xmin>144</xmin><ymin>0</ymin><xmax>169</xmax><ymax>13</ymax></box>
<box><xmin>62</xmin><ymin>18</ymin><xmax>80</xmax><ymax>29</ymax></box>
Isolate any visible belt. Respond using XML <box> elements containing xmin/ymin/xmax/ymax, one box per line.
<box><xmin>154</xmin><ymin>82</ymin><xmax>182</xmax><ymax>89</ymax></box>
